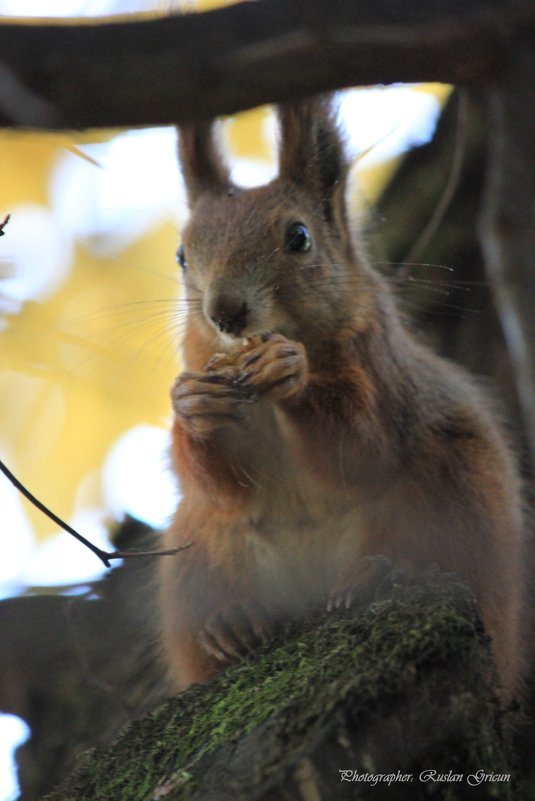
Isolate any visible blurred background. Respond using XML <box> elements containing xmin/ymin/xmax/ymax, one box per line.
<box><xmin>0</xmin><ymin>1</ymin><xmax>451</xmax><ymax>798</ymax></box>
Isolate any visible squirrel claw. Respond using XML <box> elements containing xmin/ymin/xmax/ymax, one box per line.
<box><xmin>326</xmin><ymin>590</ymin><xmax>354</xmax><ymax>612</ymax></box>
<box><xmin>327</xmin><ymin>555</ymin><xmax>407</xmax><ymax>614</ymax></box>
<box><xmin>198</xmin><ymin>600</ymin><xmax>272</xmax><ymax>664</ymax></box>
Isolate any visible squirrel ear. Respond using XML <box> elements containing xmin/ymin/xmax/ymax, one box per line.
<box><xmin>278</xmin><ymin>94</ymin><xmax>348</xmax><ymax>224</ymax></box>
<box><xmin>178</xmin><ymin>122</ymin><xmax>232</xmax><ymax>206</ymax></box>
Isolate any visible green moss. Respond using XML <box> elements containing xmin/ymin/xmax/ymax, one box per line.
<box><xmin>45</xmin><ymin>573</ymin><xmax>512</xmax><ymax>801</ymax></box>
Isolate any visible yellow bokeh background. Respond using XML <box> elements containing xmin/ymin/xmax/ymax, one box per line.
<box><xmin>0</xmin><ymin>130</ymin><xmax>178</xmax><ymax>538</ymax></box>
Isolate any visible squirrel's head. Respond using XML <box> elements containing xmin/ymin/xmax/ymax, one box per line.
<box><xmin>177</xmin><ymin>94</ymin><xmax>372</xmax><ymax>352</ymax></box>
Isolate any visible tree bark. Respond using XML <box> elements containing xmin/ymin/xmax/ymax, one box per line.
<box><xmin>479</xmin><ymin>44</ymin><xmax>535</xmax><ymax>470</ymax></box>
<box><xmin>374</xmin><ymin>91</ymin><xmax>524</xmax><ymax>445</ymax></box>
<box><xmin>43</xmin><ymin>573</ymin><xmax>517</xmax><ymax>801</ymax></box>
<box><xmin>0</xmin><ymin>520</ymin><xmax>165</xmax><ymax>800</ymax></box>
<box><xmin>0</xmin><ymin>0</ymin><xmax>534</xmax><ymax>130</ymax></box>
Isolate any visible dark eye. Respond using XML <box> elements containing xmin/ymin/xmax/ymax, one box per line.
<box><xmin>286</xmin><ymin>222</ymin><xmax>312</xmax><ymax>253</ymax></box>
<box><xmin>176</xmin><ymin>244</ymin><xmax>188</xmax><ymax>270</ymax></box>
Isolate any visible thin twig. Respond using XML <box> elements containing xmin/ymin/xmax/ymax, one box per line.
<box><xmin>0</xmin><ymin>459</ymin><xmax>185</xmax><ymax>568</ymax></box>
<box><xmin>0</xmin><ymin>213</ymin><xmax>10</xmax><ymax>235</ymax></box>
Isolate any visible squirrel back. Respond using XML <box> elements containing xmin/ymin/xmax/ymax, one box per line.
<box><xmin>160</xmin><ymin>94</ymin><xmax>526</xmax><ymax>701</ymax></box>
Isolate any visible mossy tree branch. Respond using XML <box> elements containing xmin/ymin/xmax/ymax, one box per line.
<box><xmin>44</xmin><ymin>573</ymin><xmax>516</xmax><ymax>801</ymax></box>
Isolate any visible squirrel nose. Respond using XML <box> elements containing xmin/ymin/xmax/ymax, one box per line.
<box><xmin>210</xmin><ymin>298</ymin><xmax>248</xmax><ymax>337</ymax></box>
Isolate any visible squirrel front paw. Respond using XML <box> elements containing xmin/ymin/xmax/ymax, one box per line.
<box><xmin>234</xmin><ymin>332</ymin><xmax>309</xmax><ymax>402</ymax></box>
<box><xmin>197</xmin><ymin>599</ymin><xmax>273</xmax><ymax>663</ymax></box>
<box><xmin>172</xmin><ymin>334</ymin><xmax>308</xmax><ymax>437</ymax></box>
<box><xmin>171</xmin><ymin>368</ymin><xmax>252</xmax><ymax>438</ymax></box>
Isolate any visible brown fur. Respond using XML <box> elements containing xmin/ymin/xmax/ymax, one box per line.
<box><xmin>161</xmin><ymin>95</ymin><xmax>526</xmax><ymax>701</ymax></box>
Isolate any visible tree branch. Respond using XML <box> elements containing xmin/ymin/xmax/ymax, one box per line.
<box><xmin>0</xmin><ymin>459</ymin><xmax>185</xmax><ymax>567</ymax></box>
<box><xmin>0</xmin><ymin>0</ymin><xmax>534</xmax><ymax>130</ymax></box>
<box><xmin>479</xmin><ymin>43</ymin><xmax>535</xmax><ymax>470</ymax></box>
<box><xmin>43</xmin><ymin>573</ymin><xmax>516</xmax><ymax>801</ymax></box>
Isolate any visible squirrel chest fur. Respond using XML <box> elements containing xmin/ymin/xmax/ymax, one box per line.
<box><xmin>160</xmin><ymin>95</ymin><xmax>525</xmax><ymax>700</ymax></box>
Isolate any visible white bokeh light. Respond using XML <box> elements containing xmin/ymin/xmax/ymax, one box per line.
<box><xmin>22</xmin><ymin>508</ymin><xmax>111</xmax><ymax>586</ymax></box>
<box><xmin>340</xmin><ymin>86</ymin><xmax>442</xmax><ymax>165</ymax></box>
<box><xmin>0</xmin><ymin>205</ymin><xmax>73</xmax><ymax>304</ymax></box>
<box><xmin>0</xmin><ymin>715</ymin><xmax>30</xmax><ymax>801</ymax></box>
<box><xmin>230</xmin><ymin>158</ymin><xmax>277</xmax><ymax>188</ymax></box>
<box><xmin>50</xmin><ymin>128</ymin><xmax>182</xmax><ymax>257</ymax></box>
<box><xmin>0</xmin><ymin>0</ymin><xmax>150</xmax><ymax>16</ymax></box>
<box><xmin>103</xmin><ymin>424</ymin><xmax>179</xmax><ymax>528</ymax></box>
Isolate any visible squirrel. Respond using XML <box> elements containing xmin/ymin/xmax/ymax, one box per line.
<box><xmin>159</xmin><ymin>94</ymin><xmax>526</xmax><ymax>701</ymax></box>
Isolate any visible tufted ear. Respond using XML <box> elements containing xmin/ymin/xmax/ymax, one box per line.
<box><xmin>278</xmin><ymin>94</ymin><xmax>349</xmax><ymax>224</ymax></box>
<box><xmin>178</xmin><ymin>122</ymin><xmax>232</xmax><ymax>207</ymax></box>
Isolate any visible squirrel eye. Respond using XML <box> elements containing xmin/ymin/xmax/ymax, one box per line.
<box><xmin>176</xmin><ymin>244</ymin><xmax>188</xmax><ymax>270</ymax></box>
<box><xmin>286</xmin><ymin>222</ymin><xmax>312</xmax><ymax>253</ymax></box>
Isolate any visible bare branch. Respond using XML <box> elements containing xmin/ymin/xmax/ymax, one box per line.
<box><xmin>0</xmin><ymin>459</ymin><xmax>186</xmax><ymax>567</ymax></box>
<box><xmin>0</xmin><ymin>0</ymin><xmax>533</xmax><ymax>130</ymax></box>
<box><xmin>0</xmin><ymin>213</ymin><xmax>10</xmax><ymax>235</ymax></box>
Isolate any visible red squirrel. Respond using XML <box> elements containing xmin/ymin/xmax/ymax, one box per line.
<box><xmin>160</xmin><ymin>94</ymin><xmax>525</xmax><ymax>700</ymax></box>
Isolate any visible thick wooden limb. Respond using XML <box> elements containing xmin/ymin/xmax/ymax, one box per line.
<box><xmin>44</xmin><ymin>573</ymin><xmax>517</xmax><ymax>801</ymax></box>
<box><xmin>479</xmin><ymin>44</ymin><xmax>535</xmax><ymax>470</ymax></box>
<box><xmin>0</xmin><ymin>0</ymin><xmax>534</xmax><ymax>130</ymax></box>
